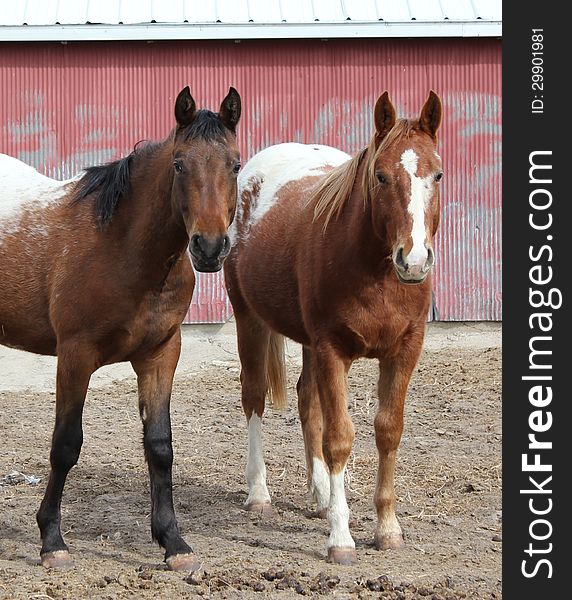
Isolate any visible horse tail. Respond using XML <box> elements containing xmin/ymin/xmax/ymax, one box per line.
<box><xmin>266</xmin><ymin>332</ymin><xmax>288</xmax><ymax>410</ymax></box>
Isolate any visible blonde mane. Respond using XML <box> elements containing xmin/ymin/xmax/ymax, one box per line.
<box><xmin>312</xmin><ymin>119</ymin><xmax>415</xmax><ymax>231</ymax></box>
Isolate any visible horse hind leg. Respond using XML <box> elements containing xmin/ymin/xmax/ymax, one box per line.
<box><xmin>297</xmin><ymin>346</ymin><xmax>329</xmax><ymax>518</ymax></box>
<box><xmin>235</xmin><ymin>312</ymin><xmax>277</xmax><ymax>515</ymax></box>
<box><xmin>36</xmin><ymin>343</ymin><xmax>94</xmax><ymax>568</ymax></box>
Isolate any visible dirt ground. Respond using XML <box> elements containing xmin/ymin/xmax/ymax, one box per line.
<box><xmin>0</xmin><ymin>322</ymin><xmax>501</xmax><ymax>600</ymax></box>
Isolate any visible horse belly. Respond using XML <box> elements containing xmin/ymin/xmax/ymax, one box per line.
<box><xmin>245</xmin><ymin>279</ymin><xmax>309</xmax><ymax>345</ymax></box>
<box><xmin>235</xmin><ymin>235</ymin><xmax>310</xmax><ymax>346</ymax></box>
<box><xmin>0</xmin><ymin>302</ymin><xmax>56</xmax><ymax>354</ymax></box>
<box><xmin>0</xmin><ymin>321</ymin><xmax>57</xmax><ymax>355</ymax></box>
<box><xmin>0</xmin><ymin>248</ymin><xmax>57</xmax><ymax>355</ymax></box>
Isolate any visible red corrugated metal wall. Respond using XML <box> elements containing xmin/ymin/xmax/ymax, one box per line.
<box><xmin>0</xmin><ymin>38</ymin><xmax>501</xmax><ymax>322</ymax></box>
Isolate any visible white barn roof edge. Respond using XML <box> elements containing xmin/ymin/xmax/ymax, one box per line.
<box><xmin>0</xmin><ymin>0</ymin><xmax>502</xmax><ymax>41</ymax></box>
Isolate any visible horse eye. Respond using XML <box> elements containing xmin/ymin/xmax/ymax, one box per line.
<box><xmin>376</xmin><ymin>172</ymin><xmax>387</xmax><ymax>184</ymax></box>
<box><xmin>233</xmin><ymin>163</ymin><xmax>241</xmax><ymax>174</ymax></box>
<box><xmin>174</xmin><ymin>161</ymin><xmax>183</xmax><ymax>173</ymax></box>
<box><xmin>435</xmin><ymin>171</ymin><xmax>444</xmax><ymax>182</ymax></box>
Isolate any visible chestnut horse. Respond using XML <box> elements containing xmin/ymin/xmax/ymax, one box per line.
<box><xmin>224</xmin><ymin>91</ymin><xmax>443</xmax><ymax>564</ymax></box>
<box><xmin>0</xmin><ymin>86</ymin><xmax>241</xmax><ymax>571</ymax></box>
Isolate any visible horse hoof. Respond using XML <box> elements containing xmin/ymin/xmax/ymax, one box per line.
<box><xmin>305</xmin><ymin>507</ymin><xmax>328</xmax><ymax>519</ymax></box>
<box><xmin>246</xmin><ymin>502</ymin><xmax>274</xmax><ymax>516</ymax></box>
<box><xmin>375</xmin><ymin>533</ymin><xmax>405</xmax><ymax>550</ymax></box>
<box><xmin>166</xmin><ymin>553</ymin><xmax>201</xmax><ymax>573</ymax></box>
<box><xmin>41</xmin><ymin>550</ymin><xmax>73</xmax><ymax>569</ymax></box>
<box><xmin>327</xmin><ymin>546</ymin><xmax>357</xmax><ymax>565</ymax></box>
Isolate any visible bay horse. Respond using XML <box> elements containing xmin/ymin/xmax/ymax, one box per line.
<box><xmin>224</xmin><ymin>91</ymin><xmax>443</xmax><ymax>564</ymax></box>
<box><xmin>0</xmin><ymin>86</ymin><xmax>242</xmax><ymax>571</ymax></box>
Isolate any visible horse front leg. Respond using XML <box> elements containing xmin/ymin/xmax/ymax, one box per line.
<box><xmin>313</xmin><ymin>346</ymin><xmax>356</xmax><ymax>564</ymax></box>
<box><xmin>131</xmin><ymin>330</ymin><xmax>198</xmax><ymax>572</ymax></box>
<box><xmin>36</xmin><ymin>344</ymin><xmax>94</xmax><ymax>568</ymax></box>
<box><xmin>373</xmin><ymin>345</ymin><xmax>421</xmax><ymax>551</ymax></box>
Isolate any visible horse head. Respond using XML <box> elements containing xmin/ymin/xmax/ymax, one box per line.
<box><xmin>172</xmin><ymin>86</ymin><xmax>242</xmax><ymax>272</ymax></box>
<box><xmin>368</xmin><ymin>91</ymin><xmax>443</xmax><ymax>284</ymax></box>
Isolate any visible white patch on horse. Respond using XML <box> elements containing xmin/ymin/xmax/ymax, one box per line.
<box><xmin>0</xmin><ymin>154</ymin><xmax>72</xmax><ymax>241</ymax></box>
<box><xmin>400</xmin><ymin>149</ymin><xmax>433</xmax><ymax>266</ymax></box>
<box><xmin>245</xmin><ymin>413</ymin><xmax>271</xmax><ymax>507</ymax></box>
<box><xmin>311</xmin><ymin>456</ymin><xmax>330</xmax><ymax>513</ymax></box>
<box><xmin>232</xmin><ymin>143</ymin><xmax>350</xmax><ymax>243</ymax></box>
<box><xmin>327</xmin><ymin>470</ymin><xmax>355</xmax><ymax>550</ymax></box>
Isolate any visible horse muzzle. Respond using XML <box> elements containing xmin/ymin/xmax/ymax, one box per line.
<box><xmin>189</xmin><ymin>233</ymin><xmax>231</xmax><ymax>273</ymax></box>
<box><xmin>393</xmin><ymin>245</ymin><xmax>435</xmax><ymax>284</ymax></box>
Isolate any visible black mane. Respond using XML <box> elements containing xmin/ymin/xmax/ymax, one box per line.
<box><xmin>71</xmin><ymin>110</ymin><xmax>229</xmax><ymax>227</ymax></box>
<box><xmin>179</xmin><ymin>109</ymin><xmax>228</xmax><ymax>142</ymax></box>
<box><xmin>71</xmin><ymin>141</ymin><xmax>160</xmax><ymax>227</ymax></box>
<box><xmin>71</xmin><ymin>154</ymin><xmax>133</xmax><ymax>227</ymax></box>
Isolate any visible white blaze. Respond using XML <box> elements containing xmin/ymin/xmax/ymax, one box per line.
<box><xmin>400</xmin><ymin>149</ymin><xmax>433</xmax><ymax>267</ymax></box>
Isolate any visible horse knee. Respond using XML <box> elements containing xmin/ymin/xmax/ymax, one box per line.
<box><xmin>50</xmin><ymin>425</ymin><xmax>83</xmax><ymax>472</ymax></box>
<box><xmin>144</xmin><ymin>436</ymin><xmax>173</xmax><ymax>471</ymax></box>
<box><xmin>323</xmin><ymin>419</ymin><xmax>354</xmax><ymax>471</ymax></box>
<box><xmin>374</xmin><ymin>411</ymin><xmax>403</xmax><ymax>452</ymax></box>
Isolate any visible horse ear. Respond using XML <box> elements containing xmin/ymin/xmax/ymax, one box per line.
<box><xmin>219</xmin><ymin>87</ymin><xmax>242</xmax><ymax>131</ymax></box>
<box><xmin>174</xmin><ymin>86</ymin><xmax>197</xmax><ymax>128</ymax></box>
<box><xmin>374</xmin><ymin>91</ymin><xmax>396</xmax><ymax>142</ymax></box>
<box><xmin>419</xmin><ymin>90</ymin><xmax>442</xmax><ymax>138</ymax></box>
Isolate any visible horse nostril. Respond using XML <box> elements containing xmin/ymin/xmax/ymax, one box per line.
<box><xmin>395</xmin><ymin>247</ymin><xmax>408</xmax><ymax>271</ymax></box>
<box><xmin>424</xmin><ymin>247</ymin><xmax>435</xmax><ymax>271</ymax></box>
<box><xmin>190</xmin><ymin>234</ymin><xmax>204</xmax><ymax>256</ymax></box>
<box><xmin>221</xmin><ymin>235</ymin><xmax>231</xmax><ymax>254</ymax></box>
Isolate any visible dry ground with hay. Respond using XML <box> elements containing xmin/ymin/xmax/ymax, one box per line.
<box><xmin>0</xmin><ymin>322</ymin><xmax>501</xmax><ymax>599</ymax></box>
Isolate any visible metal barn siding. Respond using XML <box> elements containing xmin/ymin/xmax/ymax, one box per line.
<box><xmin>0</xmin><ymin>38</ymin><xmax>501</xmax><ymax>322</ymax></box>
